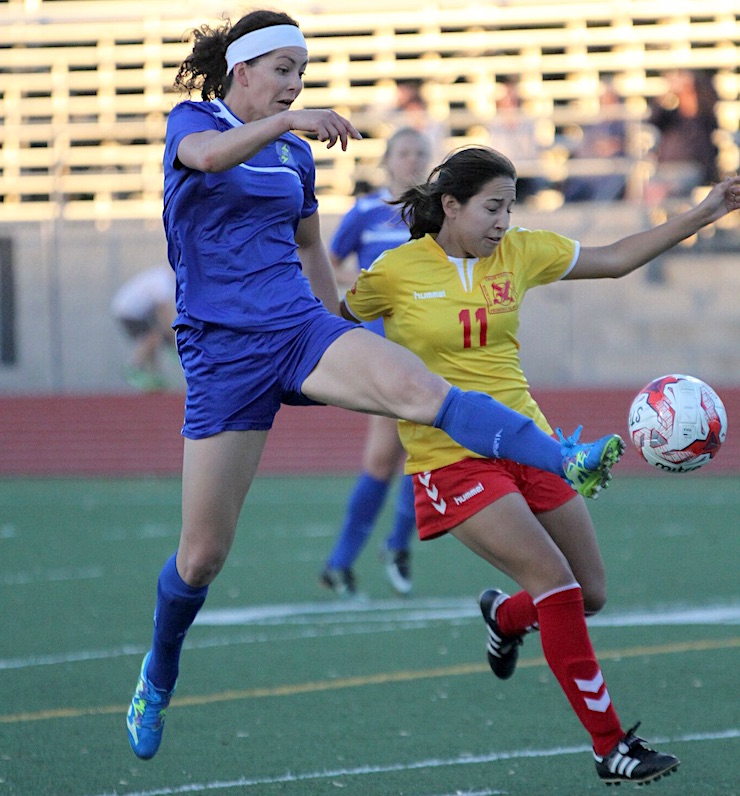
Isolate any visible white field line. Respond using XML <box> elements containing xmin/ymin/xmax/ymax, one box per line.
<box><xmin>2</xmin><ymin>598</ymin><xmax>739</xmax><ymax>671</ymax></box>
<box><xmin>85</xmin><ymin>729</ymin><xmax>740</xmax><ymax>796</ymax></box>
<box><xmin>193</xmin><ymin>597</ymin><xmax>740</xmax><ymax>627</ymax></box>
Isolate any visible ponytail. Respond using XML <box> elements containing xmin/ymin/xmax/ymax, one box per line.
<box><xmin>175</xmin><ymin>23</ymin><xmax>231</xmax><ymax>100</ymax></box>
<box><xmin>394</xmin><ymin>183</ymin><xmax>446</xmax><ymax>239</ymax></box>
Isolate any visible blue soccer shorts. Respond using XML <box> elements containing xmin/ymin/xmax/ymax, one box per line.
<box><xmin>176</xmin><ymin>308</ymin><xmax>357</xmax><ymax>439</ymax></box>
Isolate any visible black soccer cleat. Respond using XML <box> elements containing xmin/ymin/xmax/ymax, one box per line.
<box><xmin>478</xmin><ymin>589</ymin><xmax>524</xmax><ymax>680</ymax></box>
<box><xmin>382</xmin><ymin>548</ymin><xmax>412</xmax><ymax>595</ymax></box>
<box><xmin>319</xmin><ymin>566</ymin><xmax>357</xmax><ymax>596</ymax></box>
<box><xmin>594</xmin><ymin>723</ymin><xmax>680</xmax><ymax>786</ymax></box>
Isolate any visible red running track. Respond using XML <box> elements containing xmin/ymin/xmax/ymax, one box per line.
<box><xmin>0</xmin><ymin>388</ymin><xmax>737</xmax><ymax>477</ymax></box>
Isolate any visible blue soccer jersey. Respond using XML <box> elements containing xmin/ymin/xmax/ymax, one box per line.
<box><xmin>163</xmin><ymin>98</ymin><xmax>324</xmax><ymax>331</ymax></box>
<box><xmin>330</xmin><ymin>189</ymin><xmax>411</xmax><ymax>271</ymax></box>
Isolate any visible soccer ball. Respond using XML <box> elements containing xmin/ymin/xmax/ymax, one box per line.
<box><xmin>628</xmin><ymin>374</ymin><xmax>727</xmax><ymax>472</ymax></box>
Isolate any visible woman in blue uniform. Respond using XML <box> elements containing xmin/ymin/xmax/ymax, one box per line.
<box><xmin>321</xmin><ymin>127</ymin><xmax>431</xmax><ymax>596</ymax></box>
<box><xmin>125</xmin><ymin>9</ymin><xmax>623</xmax><ymax>761</ymax></box>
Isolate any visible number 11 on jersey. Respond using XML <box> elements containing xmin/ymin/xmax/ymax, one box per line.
<box><xmin>459</xmin><ymin>307</ymin><xmax>488</xmax><ymax>348</ymax></box>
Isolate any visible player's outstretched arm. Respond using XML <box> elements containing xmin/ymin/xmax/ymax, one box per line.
<box><xmin>568</xmin><ymin>174</ymin><xmax>740</xmax><ymax>281</ymax></box>
<box><xmin>177</xmin><ymin>109</ymin><xmax>361</xmax><ymax>173</ymax></box>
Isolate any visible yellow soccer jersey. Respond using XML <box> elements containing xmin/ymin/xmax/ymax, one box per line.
<box><xmin>345</xmin><ymin>229</ymin><xmax>579</xmax><ymax>473</ymax></box>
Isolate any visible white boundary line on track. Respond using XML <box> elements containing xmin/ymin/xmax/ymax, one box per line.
<box><xmin>86</xmin><ymin>730</ymin><xmax>739</xmax><ymax>796</ymax></box>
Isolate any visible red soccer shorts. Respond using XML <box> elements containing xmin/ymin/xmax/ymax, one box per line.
<box><xmin>413</xmin><ymin>457</ymin><xmax>577</xmax><ymax>540</ymax></box>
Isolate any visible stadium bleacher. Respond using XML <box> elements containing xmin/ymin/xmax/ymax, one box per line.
<box><xmin>1</xmin><ymin>0</ymin><xmax>739</xmax><ymax>472</ymax></box>
<box><xmin>2</xmin><ymin>0</ymin><xmax>739</xmax><ymax>220</ymax></box>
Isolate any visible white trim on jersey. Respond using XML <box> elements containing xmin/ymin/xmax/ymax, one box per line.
<box><xmin>211</xmin><ymin>99</ymin><xmax>301</xmax><ymax>179</ymax></box>
<box><xmin>447</xmin><ymin>256</ymin><xmax>478</xmax><ymax>292</ymax></box>
<box><xmin>212</xmin><ymin>99</ymin><xmax>243</xmax><ymax>128</ymax></box>
<box><xmin>361</xmin><ymin>228</ymin><xmax>410</xmax><ymax>244</ymax></box>
<box><xmin>237</xmin><ymin>163</ymin><xmax>301</xmax><ymax>179</ymax></box>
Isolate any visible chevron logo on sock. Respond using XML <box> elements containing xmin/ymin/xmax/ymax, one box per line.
<box><xmin>574</xmin><ymin>670</ymin><xmax>612</xmax><ymax>713</ymax></box>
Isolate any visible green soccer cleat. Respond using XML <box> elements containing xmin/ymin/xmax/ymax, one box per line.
<box><xmin>126</xmin><ymin>653</ymin><xmax>174</xmax><ymax>760</ymax></box>
<box><xmin>558</xmin><ymin>426</ymin><xmax>624</xmax><ymax>499</ymax></box>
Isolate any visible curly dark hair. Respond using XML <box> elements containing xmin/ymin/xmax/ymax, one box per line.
<box><xmin>174</xmin><ymin>10</ymin><xmax>300</xmax><ymax>101</ymax></box>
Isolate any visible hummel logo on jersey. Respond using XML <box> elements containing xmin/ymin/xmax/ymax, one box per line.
<box><xmin>413</xmin><ymin>290</ymin><xmax>446</xmax><ymax>300</ymax></box>
<box><xmin>278</xmin><ymin>142</ymin><xmax>291</xmax><ymax>164</ymax></box>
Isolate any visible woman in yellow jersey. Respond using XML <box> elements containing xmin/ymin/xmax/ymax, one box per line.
<box><xmin>342</xmin><ymin>146</ymin><xmax>740</xmax><ymax>786</ymax></box>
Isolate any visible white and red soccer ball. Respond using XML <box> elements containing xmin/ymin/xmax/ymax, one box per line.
<box><xmin>628</xmin><ymin>374</ymin><xmax>727</xmax><ymax>472</ymax></box>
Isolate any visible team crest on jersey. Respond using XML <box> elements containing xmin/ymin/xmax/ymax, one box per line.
<box><xmin>480</xmin><ymin>272</ymin><xmax>517</xmax><ymax>313</ymax></box>
<box><xmin>276</xmin><ymin>141</ymin><xmax>292</xmax><ymax>165</ymax></box>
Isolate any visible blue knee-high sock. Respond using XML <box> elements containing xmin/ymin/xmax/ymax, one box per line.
<box><xmin>327</xmin><ymin>473</ymin><xmax>390</xmax><ymax>569</ymax></box>
<box><xmin>385</xmin><ymin>474</ymin><xmax>416</xmax><ymax>552</ymax></box>
<box><xmin>434</xmin><ymin>386</ymin><xmax>563</xmax><ymax>474</ymax></box>
<box><xmin>147</xmin><ymin>553</ymin><xmax>208</xmax><ymax>692</ymax></box>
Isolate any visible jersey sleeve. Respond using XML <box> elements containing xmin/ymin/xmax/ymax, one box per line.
<box><xmin>506</xmin><ymin>228</ymin><xmax>580</xmax><ymax>287</ymax></box>
<box><xmin>343</xmin><ymin>253</ymin><xmax>395</xmax><ymax>322</ymax></box>
<box><xmin>164</xmin><ymin>102</ymin><xmax>219</xmax><ymax>170</ymax></box>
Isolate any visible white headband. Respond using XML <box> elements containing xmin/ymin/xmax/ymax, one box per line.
<box><xmin>225</xmin><ymin>25</ymin><xmax>307</xmax><ymax>73</ymax></box>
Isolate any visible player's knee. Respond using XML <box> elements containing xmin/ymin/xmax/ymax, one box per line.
<box><xmin>363</xmin><ymin>457</ymin><xmax>398</xmax><ymax>480</ymax></box>
<box><xmin>582</xmin><ymin>584</ymin><xmax>607</xmax><ymax>615</ymax></box>
<box><xmin>177</xmin><ymin>543</ymin><xmax>229</xmax><ymax>588</ymax></box>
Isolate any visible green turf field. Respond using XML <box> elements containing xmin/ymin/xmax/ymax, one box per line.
<box><xmin>1</xmin><ymin>475</ymin><xmax>738</xmax><ymax>796</ymax></box>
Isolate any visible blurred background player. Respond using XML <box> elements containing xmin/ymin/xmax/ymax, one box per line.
<box><xmin>110</xmin><ymin>264</ymin><xmax>176</xmax><ymax>391</ymax></box>
<box><xmin>320</xmin><ymin>127</ymin><xmax>432</xmax><ymax>596</ymax></box>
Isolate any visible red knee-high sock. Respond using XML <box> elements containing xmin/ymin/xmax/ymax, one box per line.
<box><xmin>535</xmin><ymin>584</ymin><xmax>624</xmax><ymax>755</ymax></box>
<box><xmin>495</xmin><ymin>590</ymin><xmax>539</xmax><ymax>636</ymax></box>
